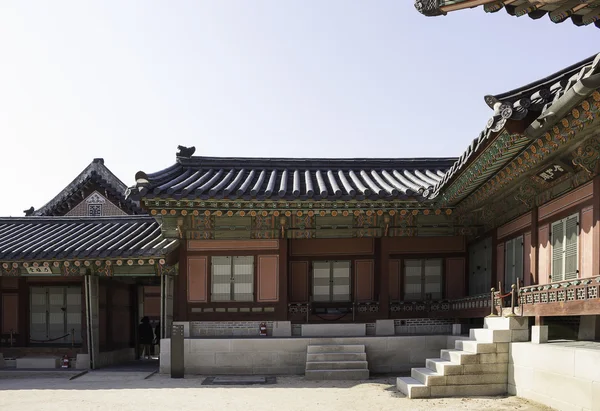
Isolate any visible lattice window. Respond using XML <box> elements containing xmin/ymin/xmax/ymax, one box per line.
<box><xmin>589</xmin><ymin>286</ymin><xmax>598</xmax><ymax>299</ymax></box>
<box><xmin>567</xmin><ymin>289</ymin><xmax>575</xmax><ymax>301</ymax></box>
<box><xmin>312</xmin><ymin>261</ymin><xmax>350</xmax><ymax>302</ymax></box>
<box><xmin>534</xmin><ymin>293</ymin><xmax>540</xmax><ymax>304</ymax></box>
<box><xmin>558</xmin><ymin>290</ymin><xmax>566</xmax><ymax>302</ymax></box>
<box><xmin>541</xmin><ymin>293</ymin><xmax>548</xmax><ymax>303</ymax></box>
<box><xmin>549</xmin><ymin>291</ymin><xmax>557</xmax><ymax>303</ymax></box>
<box><xmin>551</xmin><ymin>213</ymin><xmax>579</xmax><ymax>282</ymax></box>
<box><xmin>88</xmin><ymin>204</ymin><xmax>103</xmax><ymax>216</ymax></box>
<box><xmin>211</xmin><ymin>256</ymin><xmax>254</xmax><ymax>302</ymax></box>
<box><xmin>577</xmin><ymin>288</ymin><xmax>586</xmax><ymax>300</ymax></box>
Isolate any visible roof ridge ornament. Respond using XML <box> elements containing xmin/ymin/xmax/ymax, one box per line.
<box><xmin>177</xmin><ymin>145</ymin><xmax>196</xmax><ymax>159</ymax></box>
<box><xmin>414</xmin><ymin>0</ymin><xmax>445</xmax><ymax>16</ymax></box>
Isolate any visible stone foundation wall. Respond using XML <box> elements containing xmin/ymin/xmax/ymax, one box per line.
<box><xmin>190</xmin><ymin>321</ymin><xmax>274</xmax><ymax>337</ymax></box>
<box><xmin>509</xmin><ymin>341</ymin><xmax>600</xmax><ymax>410</ymax></box>
<box><xmin>160</xmin><ymin>335</ymin><xmax>462</xmax><ymax>375</ymax></box>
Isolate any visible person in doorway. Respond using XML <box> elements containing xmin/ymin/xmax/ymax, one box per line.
<box><xmin>138</xmin><ymin>317</ymin><xmax>154</xmax><ymax>360</ymax></box>
<box><xmin>154</xmin><ymin>321</ymin><xmax>161</xmax><ymax>357</ymax></box>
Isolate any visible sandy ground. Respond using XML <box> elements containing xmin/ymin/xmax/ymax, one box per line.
<box><xmin>0</xmin><ymin>373</ymin><xmax>553</xmax><ymax>411</ymax></box>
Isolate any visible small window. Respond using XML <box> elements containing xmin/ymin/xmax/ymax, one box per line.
<box><xmin>504</xmin><ymin>236</ymin><xmax>523</xmax><ymax>293</ymax></box>
<box><xmin>551</xmin><ymin>213</ymin><xmax>579</xmax><ymax>282</ymax></box>
<box><xmin>403</xmin><ymin>259</ymin><xmax>443</xmax><ymax>301</ymax></box>
<box><xmin>312</xmin><ymin>261</ymin><xmax>351</xmax><ymax>302</ymax></box>
<box><xmin>211</xmin><ymin>256</ymin><xmax>254</xmax><ymax>302</ymax></box>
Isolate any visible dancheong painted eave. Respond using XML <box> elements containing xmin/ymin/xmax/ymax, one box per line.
<box><xmin>0</xmin><ymin>216</ymin><xmax>179</xmax><ymax>261</ymax></box>
<box><xmin>128</xmin><ymin>151</ymin><xmax>457</xmax><ymax>202</ymax></box>
<box><xmin>414</xmin><ymin>0</ymin><xmax>600</xmax><ymax>29</ymax></box>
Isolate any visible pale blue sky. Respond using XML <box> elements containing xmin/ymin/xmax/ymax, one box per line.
<box><xmin>0</xmin><ymin>1</ymin><xmax>597</xmax><ymax>216</ymax></box>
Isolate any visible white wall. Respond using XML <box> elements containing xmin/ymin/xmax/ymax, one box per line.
<box><xmin>509</xmin><ymin>341</ymin><xmax>600</xmax><ymax>411</ymax></box>
<box><xmin>160</xmin><ymin>335</ymin><xmax>465</xmax><ymax>375</ymax></box>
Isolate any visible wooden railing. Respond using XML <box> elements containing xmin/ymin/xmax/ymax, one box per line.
<box><xmin>519</xmin><ymin>276</ymin><xmax>600</xmax><ymax>306</ymax></box>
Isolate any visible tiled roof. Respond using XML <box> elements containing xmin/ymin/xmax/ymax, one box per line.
<box><xmin>0</xmin><ymin>216</ymin><xmax>178</xmax><ymax>261</ymax></box>
<box><xmin>33</xmin><ymin>158</ymin><xmax>143</xmax><ymax>216</ymax></box>
<box><xmin>129</xmin><ymin>156</ymin><xmax>457</xmax><ymax>202</ymax></box>
<box><xmin>415</xmin><ymin>0</ymin><xmax>600</xmax><ymax>29</ymax></box>
<box><xmin>430</xmin><ymin>53</ymin><xmax>600</xmax><ymax>201</ymax></box>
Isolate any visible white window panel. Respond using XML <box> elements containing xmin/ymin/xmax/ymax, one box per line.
<box><xmin>312</xmin><ymin>261</ymin><xmax>351</xmax><ymax>302</ymax></box>
<box><xmin>565</xmin><ymin>214</ymin><xmax>579</xmax><ymax>280</ymax></box>
<box><xmin>211</xmin><ymin>256</ymin><xmax>232</xmax><ymax>301</ymax></box>
<box><xmin>404</xmin><ymin>260</ymin><xmax>422</xmax><ymax>301</ymax></box>
<box><xmin>552</xmin><ymin>219</ymin><xmax>565</xmax><ymax>282</ymax></box>
<box><xmin>233</xmin><ymin>256</ymin><xmax>254</xmax><ymax>301</ymax></box>
<box><xmin>313</xmin><ymin>261</ymin><xmax>331</xmax><ymax>302</ymax></box>
<box><xmin>332</xmin><ymin>261</ymin><xmax>351</xmax><ymax>302</ymax></box>
<box><xmin>424</xmin><ymin>259</ymin><xmax>443</xmax><ymax>300</ymax></box>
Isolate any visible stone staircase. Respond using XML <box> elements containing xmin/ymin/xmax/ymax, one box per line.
<box><xmin>305</xmin><ymin>344</ymin><xmax>369</xmax><ymax>380</ymax></box>
<box><xmin>397</xmin><ymin>317</ymin><xmax>528</xmax><ymax>398</ymax></box>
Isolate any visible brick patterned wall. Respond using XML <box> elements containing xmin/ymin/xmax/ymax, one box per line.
<box><xmin>394</xmin><ymin>318</ymin><xmax>453</xmax><ymax>335</ymax></box>
<box><xmin>190</xmin><ymin>321</ymin><xmax>274</xmax><ymax>337</ymax></box>
<box><xmin>66</xmin><ymin>191</ymin><xmax>127</xmax><ymax>217</ymax></box>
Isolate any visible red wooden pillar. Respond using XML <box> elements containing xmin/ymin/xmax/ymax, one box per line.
<box><xmin>277</xmin><ymin>239</ymin><xmax>288</xmax><ymax>321</ymax></box>
<box><xmin>378</xmin><ymin>238</ymin><xmax>390</xmax><ymax>318</ymax></box>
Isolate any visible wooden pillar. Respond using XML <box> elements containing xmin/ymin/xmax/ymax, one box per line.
<box><xmin>278</xmin><ymin>239</ymin><xmax>288</xmax><ymax>321</ymax></box>
<box><xmin>176</xmin><ymin>244</ymin><xmax>188</xmax><ymax>322</ymax></box>
<box><xmin>18</xmin><ymin>278</ymin><xmax>28</xmax><ymax>347</ymax></box>
<box><xmin>593</xmin><ymin>176</ymin><xmax>600</xmax><ymax>276</ymax></box>
<box><xmin>378</xmin><ymin>238</ymin><xmax>390</xmax><ymax>318</ymax></box>
<box><xmin>530</xmin><ymin>207</ymin><xmax>538</xmax><ymax>286</ymax></box>
<box><xmin>491</xmin><ymin>229</ymin><xmax>499</xmax><ymax>292</ymax></box>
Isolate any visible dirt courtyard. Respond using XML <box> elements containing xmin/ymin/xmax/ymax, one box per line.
<box><xmin>0</xmin><ymin>373</ymin><xmax>552</xmax><ymax>411</ymax></box>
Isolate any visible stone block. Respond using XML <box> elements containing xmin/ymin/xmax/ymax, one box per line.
<box><xmin>470</xmin><ymin>328</ymin><xmax>511</xmax><ymax>343</ymax></box>
<box><xmin>495</xmin><ymin>343</ymin><xmax>509</xmax><ymax>353</ymax></box>
<box><xmin>397</xmin><ymin>377</ymin><xmax>430</xmax><ymax>399</ymax></box>
<box><xmin>411</xmin><ymin>368</ymin><xmax>446</xmax><ymax>385</ymax></box>
<box><xmin>445</xmin><ymin>373</ymin><xmax>507</xmax><ymax>385</ymax></box>
<box><xmin>250</xmin><ymin>352</ymin><xmax>279</xmax><ymax>367</ymax></box>
<box><xmin>574</xmin><ymin>349</ymin><xmax>600</xmax><ymax>382</ymax></box>
<box><xmin>301</xmin><ymin>323</ymin><xmax>366</xmax><ymax>337</ymax></box>
<box><xmin>578</xmin><ymin>315</ymin><xmax>600</xmax><ymax>341</ymax></box>
<box><xmin>16</xmin><ymin>357</ymin><xmax>59</xmax><ymax>369</ymax></box>
<box><xmin>76</xmin><ymin>354</ymin><xmax>90</xmax><ymax>370</ymax></box>
<box><xmin>462</xmin><ymin>363</ymin><xmax>508</xmax><ymax>375</ymax></box>
<box><xmin>426</xmin><ymin>358</ymin><xmax>463</xmax><ymax>375</ymax></box>
<box><xmin>190</xmin><ymin>339</ymin><xmax>231</xmax><ymax>353</ymax></box>
<box><xmin>452</xmin><ymin>324</ymin><xmax>462</xmax><ymax>335</ymax></box>
<box><xmin>484</xmin><ymin>316</ymin><xmax>527</xmax><ymax>330</ymax></box>
<box><xmin>429</xmin><ymin>383</ymin><xmax>507</xmax><ymax>397</ymax></box>
<box><xmin>511</xmin><ymin>329</ymin><xmax>529</xmax><ymax>342</ymax></box>
<box><xmin>508</xmin><ymin>364</ymin><xmax>533</xmax><ymax>389</ymax></box>
<box><xmin>272</xmin><ymin>321</ymin><xmax>292</xmax><ymax>337</ymax></box>
<box><xmin>531</xmin><ymin>326</ymin><xmax>548</xmax><ymax>344</ymax></box>
<box><xmin>479</xmin><ymin>352</ymin><xmax>509</xmax><ymax>364</ymax></box>
<box><xmin>215</xmin><ymin>353</ymin><xmax>253</xmax><ymax>367</ymax></box>
<box><xmin>375</xmin><ymin>320</ymin><xmax>394</xmax><ymax>336</ymax></box>
<box><xmin>456</xmin><ymin>340</ymin><xmax>497</xmax><ymax>353</ymax></box>
<box><xmin>532</xmin><ymin>369</ymin><xmax>593</xmax><ymax>410</ymax></box>
<box><xmin>186</xmin><ymin>353</ymin><xmax>216</xmax><ymax>367</ymax></box>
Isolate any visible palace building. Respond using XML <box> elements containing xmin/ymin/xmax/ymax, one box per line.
<box><xmin>1</xmin><ymin>52</ymin><xmax>600</xmax><ymax>399</ymax></box>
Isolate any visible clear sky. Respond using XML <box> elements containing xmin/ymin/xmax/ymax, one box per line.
<box><xmin>0</xmin><ymin>1</ymin><xmax>597</xmax><ymax>216</ymax></box>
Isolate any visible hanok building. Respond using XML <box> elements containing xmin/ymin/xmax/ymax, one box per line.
<box><xmin>414</xmin><ymin>0</ymin><xmax>600</xmax><ymax>29</ymax></box>
<box><xmin>1</xmin><ymin>53</ymin><xmax>600</xmax><ymax>379</ymax></box>
<box><xmin>0</xmin><ymin>159</ymin><xmax>179</xmax><ymax>369</ymax></box>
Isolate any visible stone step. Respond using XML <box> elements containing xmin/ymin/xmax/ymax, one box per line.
<box><xmin>306</xmin><ymin>352</ymin><xmax>367</xmax><ymax>362</ymax></box>
<box><xmin>462</xmin><ymin>363</ymin><xmax>508</xmax><ymax>375</ymax></box>
<box><xmin>429</xmin><ymin>383</ymin><xmax>507</xmax><ymax>398</ymax></box>
<box><xmin>397</xmin><ymin>377</ymin><xmax>430</xmax><ymax>399</ymax></box>
<box><xmin>440</xmin><ymin>349</ymin><xmax>478</xmax><ymax>364</ymax></box>
<box><xmin>305</xmin><ymin>369</ymin><xmax>369</xmax><ymax>380</ymax></box>
<box><xmin>426</xmin><ymin>358</ymin><xmax>463</xmax><ymax>375</ymax></box>
<box><xmin>469</xmin><ymin>328</ymin><xmax>511</xmax><ymax>343</ymax></box>
<box><xmin>305</xmin><ymin>361</ymin><xmax>368</xmax><ymax>370</ymax></box>
<box><xmin>455</xmin><ymin>340</ymin><xmax>497</xmax><ymax>354</ymax></box>
<box><xmin>411</xmin><ymin>368</ymin><xmax>446</xmax><ymax>386</ymax></box>
<box><xmin>444</xmin><ymin>373</ymin><xmax>507</xmax><ymax>385</ymax></box>
<box><xmin>307</xmin><ymin>345</ymin><xmax>365</xmax><ymax>354</ymax></box>
<box><xmin>484</xmin><ymin>316</ymin><xmax>528</xmax><ymax>330</ymax></box>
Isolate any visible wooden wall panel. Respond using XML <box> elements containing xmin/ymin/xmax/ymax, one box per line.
<box><xmin>389</xmin><ymin>259</ymin><xmax>401</xmax><ymax>301</ymax></box>
<box><xmin>1</xmin><ymin>278</ymin><xmax>19</xmax><ymax>289</ymax></box>
<box><xmin>496</xmin><ymin>243</ymin><xmax>505</xmax><ymax>290</ymax></box>
<box><xmin>187</xmin><ymin>256</ymin><xmax>208</xmax><ymax>302</ymax></box>
<box><xmin>290</xmin><ymin>238</ymin><xmax>374</xmax><ymax>256</ymax></box>
<box><xmin>257</xmin><ymin>255</ymin><xmax>279</xmax><ymax>302</ymax></box>
<box><xmin>445</xmin><ymin>257</ymin><xmax>465</xmax><ymax>299</ymax></box>
<box><xmin>538</xmin><ymin>181</ymin><xmax>593</xmax><ymax>221</ymax></box>
<box><xmin>581</xmin><ymin>206</ymin><xmax>594</xmax><ymax>278</ymax></box>
<box><xmin>2</xmin><ymin>294</ymin><xmax>19</xmax><ymax>333</ymax></box>
<box><xmin>355</xmin><ymin>260</ymin><xmax>374</xmax><ymax>301</ymax></box>
<box><xmin>188</xmin><ymin>239</ymin><xmax>279</xmax><ymax>251</ymax></box>
<box><xmin>538</xmin><ymin>224</ymin><xmax>550</xmax><ymax>285</ymax></box>
<box><xmin>290</xmin><ymin>261</ymin><xmax>309</xmax><ymax>302</ymax></box>
<box><xmin>523</xmin><ymin>231</ymin><xmax>533</xmax><ymax>286</ymax></box>
<box><xmin>386</xmin><ymin>236</ymin><xmax>465</xmax><ymax>254</ymax></box>
<box><xmin>497</xmin><ymin>212</ymin><xmax>532</xmax><ymax>240</ymax></box>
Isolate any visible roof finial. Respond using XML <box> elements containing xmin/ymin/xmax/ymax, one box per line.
<box><xmin>177</xmin><ymin>145</ymin><xmax>196</xmax><ymax>158</ymax></box>
<box><xmin>24</xmin><ymin>206</ymin><xmax>34</xmax><ymax>216</ymax></box>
